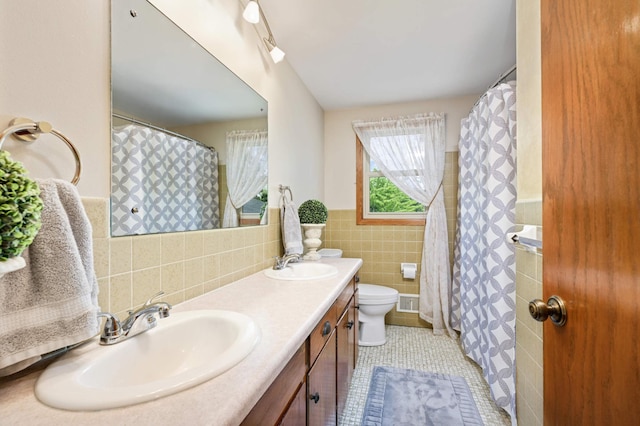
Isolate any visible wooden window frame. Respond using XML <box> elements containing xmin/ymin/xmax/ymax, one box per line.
<box><xmin>355</xmin><ymin>137</ymin><xmax>426</xmax><ymax>226</ymax></box>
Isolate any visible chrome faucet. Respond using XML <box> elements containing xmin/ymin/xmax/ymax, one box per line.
<box><xmin>97</xmin><ymin>291</ymin><xmax>172</xmax><ymax>345</ymax></box>
<box><xmin>273</xmin><ymin>253</ymin><xmax>302</xmax><ymax>270</ymax></box>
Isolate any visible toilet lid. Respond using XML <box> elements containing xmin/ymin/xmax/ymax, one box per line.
<box><xmin>359</xmin><ymin>284</ymin><xmax>399</xmax><ymax>303</ymax></box>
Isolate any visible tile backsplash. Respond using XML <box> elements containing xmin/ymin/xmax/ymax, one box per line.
<box><xmin>82</xmin><ymin>198</ymin><xmax>281</xmax><ymax>319</ymax></box>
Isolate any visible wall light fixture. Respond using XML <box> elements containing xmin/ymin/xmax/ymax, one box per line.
<box><xmin>242</xmin><ymin>0</ymin><xmax>285</xmax><ymax>64</ymax></box>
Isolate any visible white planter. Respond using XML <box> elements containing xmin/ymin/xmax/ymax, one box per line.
<box><xmin>0</xmin><ymin>256</ymin><xmax>26</xmax><ymax>279</ymax></box>
<box><xmin>301</xmin><ymin>224</ymin><xmax>325</xmax><ymax>261</ymax></box>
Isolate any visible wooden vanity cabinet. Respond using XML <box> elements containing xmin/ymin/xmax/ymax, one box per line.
<box><xmin>308</xmin><ymin>274</ymin><xmax>358</xmax><ymax>425</ymax></box>
<box><xmin>243</xmin><ymin>272</ymin><xmax>359</xmax><ymax>426</ymax></box>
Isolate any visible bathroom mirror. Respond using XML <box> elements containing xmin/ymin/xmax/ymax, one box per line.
<box><xmin>111</xmin><ymin>0</ymin><xmax>268</xmax><ymax>236</ymax></box>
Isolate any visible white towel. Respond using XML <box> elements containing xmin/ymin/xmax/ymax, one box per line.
<box><xmin>0</xmin><ymin>179</ymin><xmax>100</xmax><ymax>376</ymax></box>
<box><xmin>280</xmin><ymin>196</ymin><xmax>303</xmax><ymax>255</ymax></box>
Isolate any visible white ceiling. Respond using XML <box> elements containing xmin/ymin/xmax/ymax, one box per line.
<box><xmin>260</xmin><ymin>0</ymin><xmax>517</xmax><ymax>110</ymax></box>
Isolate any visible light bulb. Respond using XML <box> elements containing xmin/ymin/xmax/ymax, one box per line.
<box><xmin>242</xmin><ymin>1</ymin><xmax>260</xmax><ymax>24</ymax></box>
<box><xmin>269</xmin><ymin>45</ymin><xmax>285</xmax><ymax>63</ymax></box>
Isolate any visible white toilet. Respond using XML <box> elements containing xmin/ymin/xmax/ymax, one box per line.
<box><xmin>357</xmin><ymin>284</ymin><xmax>399</xmax><ymax>346</ymax></box>
<box><xmin>318</xmin><ymin>249</ymin><xmax>398</xmax><ymax>346</ymax></box>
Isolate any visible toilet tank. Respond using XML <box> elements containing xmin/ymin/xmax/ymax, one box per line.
<box><xmin>318</xmin><ymin>248</ymin><xmax>343</xmax><ymax>258</ymax></box>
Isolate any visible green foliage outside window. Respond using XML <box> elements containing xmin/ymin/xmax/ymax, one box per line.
<box><xmin>369</xmin><ymin>176</ymin><xmax>424</xmax><ymax>213</ymax></box>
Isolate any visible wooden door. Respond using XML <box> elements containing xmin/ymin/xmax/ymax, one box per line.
<box><xmin>541</xmin><ymin>0</ymin><xmax>640</xmax><ymax>424</ymax></box>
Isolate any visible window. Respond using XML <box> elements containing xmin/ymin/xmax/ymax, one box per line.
<box><xmin>356</xmin><ymin>137</ymin><xmax>426</xmax><ymax>225</ymax></box>
<box><xmin>239</xmin><ymin>188</ymin><xmax>267</xmax><ymax>226</ymax></box>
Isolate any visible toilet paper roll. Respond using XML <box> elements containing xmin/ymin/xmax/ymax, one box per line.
<box><xmin>403</xmin><ymin>264</ymin><xmax>416</xmax><ymax>279</ymax></box>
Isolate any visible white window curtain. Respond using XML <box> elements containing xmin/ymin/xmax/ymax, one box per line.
<box><xmin>222</xmin><ymin>130</ymin><xmax>268</xmax><ymax>228</ymax></box>
<box><xmin>352</xmin><ymin>113</ymin><xmax>454</xmax><ymax>337</ymax></box>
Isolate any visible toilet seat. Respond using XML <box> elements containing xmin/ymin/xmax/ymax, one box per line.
<box><xmin>359</xmin><ymin>284</ymin><xmax>398</xmax><ymax>305</ymax></box>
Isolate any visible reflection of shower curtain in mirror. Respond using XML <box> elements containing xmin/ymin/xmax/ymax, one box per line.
<box><xmin>111</xmin><ymin>124</ymin><xmax>220</xmax><ymax>236</ymax></box>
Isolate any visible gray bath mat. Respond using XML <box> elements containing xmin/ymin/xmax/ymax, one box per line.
<box><xmin>362</xmin><ymin>366</ymin><xmax>484</xmax><ymax>426</ymax></box>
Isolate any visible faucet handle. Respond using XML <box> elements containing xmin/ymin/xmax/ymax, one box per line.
<box><xmin>144</xmin><ymin>291</ymin><xmax>165</xmax><ymax>307</ymax></box>
<box><xmin>97</xmin><ymin>312</ymin><xmax>122</xmax><ymax>342</ymax></box>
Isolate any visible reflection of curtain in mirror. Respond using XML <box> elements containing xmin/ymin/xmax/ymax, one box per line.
<box><xmin>222</xmin><ymin>130</ymin><xmax>268</xmax><ymax>228</ymax></box>
<box><xmin>111</xmin><ymin>124</ymin><xmax>220</xmax><ymax>236</ymax></box>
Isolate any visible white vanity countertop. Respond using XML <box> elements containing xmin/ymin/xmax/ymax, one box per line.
<box><xmin>0</xmin><ymin>257</ymin><xmax>362</xmax><ymax>426</ymax></box>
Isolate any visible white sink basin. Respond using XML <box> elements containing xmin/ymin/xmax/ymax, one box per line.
<box><xmin>35</xmin><ymin>310</ymin><xmax>260</xmax><ymax>411</ymax></box>
<box><xmin>264</xmin><ymin>262</ymin><xmax>338</xmax><ymax>281</ymax></box>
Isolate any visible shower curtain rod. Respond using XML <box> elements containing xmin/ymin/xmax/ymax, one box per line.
<box><xmin>112</xmin><ymin>113</ymin><xmax>216</xmax><ymax>151</ymax></box>
<box><xmin>488</xmin><ymin>64</ymin><xmax>517</xmax><ymax>90</ymax></box>
<box><xmin>470</xmin><ymin>64</ymin><xmax>517</xmax><ymax>112</ymax></box>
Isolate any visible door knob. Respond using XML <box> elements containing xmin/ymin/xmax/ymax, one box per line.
<box><xmin>309</xmin><ymin>392</ymin><xmax>320</xmax><ymax>404</ymax></box>
<box><xmin>529</xmin><ymin>295</ymin><xmax>567</xmax><ymax>326</ymax></box>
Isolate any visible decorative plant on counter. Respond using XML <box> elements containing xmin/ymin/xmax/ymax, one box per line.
<box><xmin>0</xmin><ymin>150</ymin><xmax>43</xmax><ymax>266</ymax></box>
<box><xmin>297</xmin><ymin>199</ymin><xmax>328</xmax><ymax>261</ymax></box>
<box><xmin>297</xmin><ymin>199</ymin><xmax>328</xmax><ymax>224</ymax></box>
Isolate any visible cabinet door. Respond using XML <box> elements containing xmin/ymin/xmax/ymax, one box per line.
<box><xmin>353</xmin><ymin>288</ymin><xmax>359</xmax><ymax>365</ymax></box>
<box><xmin>280</xmin><ymin>381</ymin><xmax>307</xmax><ymax>426</ymax></box>
<box><xmin>336</xmin><ymin>307</ymin><xmax>350</xmax><ymax>419</ymax></box>
<box><xmin>241</xmin><ymin>344</ymin><xmax>306</xmax><ymax>426</ymax></box>
<box><xmin>308</xmin><ymin>331</ymin><xmax>337</xmax><ymax>426</ymax></box>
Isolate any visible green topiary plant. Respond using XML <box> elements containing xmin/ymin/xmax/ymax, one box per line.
<box><xmin>298</xmin><ymin>199</ymin><xmax>328</xmax><ymax>224</ymax></box>
<box><xmin>0</xmin><ymin>150</ymin><xmax>43</xmax><ymax>261</ymax></box>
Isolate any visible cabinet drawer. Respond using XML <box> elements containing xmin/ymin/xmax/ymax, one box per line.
<box><xmin>309</xmin><ymin>302</ymin><xmax>337</xmax><ymax>365</ymax></box>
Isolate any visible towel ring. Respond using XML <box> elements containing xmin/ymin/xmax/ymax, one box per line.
<box><xmin>0</xmin><ymin>118</ymin><xmax>82</xmax><ymax>185</ymax></box>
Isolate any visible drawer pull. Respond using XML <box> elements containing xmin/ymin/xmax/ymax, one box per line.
<box><xmin>309</xmin><ymin>392</ymin><xmax>320</xmax><ymax>404</ymax></box>
<box><xmin>355</xmin><ymin>275</ymin><xmax>360</xmax><ymax>283</ymax></box>
<box><xmin>321</xmin><ymin>321</ymin><xmax>332</xmax><ymax>337</ymax></box>
<box><xmin>346</xmin><ymin>320</ymin><xmax>354</xmax><ymax>330</ymax></box>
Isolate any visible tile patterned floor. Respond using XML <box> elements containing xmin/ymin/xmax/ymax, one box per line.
<box><xmin>340</xmin><ymin>325</ymin><xmax>511</xmax><ymax>426</ymax></box>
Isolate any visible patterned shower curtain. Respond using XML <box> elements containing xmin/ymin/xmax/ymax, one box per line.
<box><xmin>111</xmin><ymin>124</ymin><xmax>220</xmax><ymax>236</ymax></box>
<box><xmin>451</xmin><ymin>82</ymin><xmax>517</xmax><ymax>423</ymax></box>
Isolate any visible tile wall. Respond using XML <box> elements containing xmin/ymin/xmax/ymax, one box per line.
<box><xmin>82</xmin><ymin>199</ymin><xmax>281</xmax><ymax>319</ymax></box>
<box><xmin>323</xmin><ymin>152</ymin><xmax>459</xmax><ymax>327</ymax></box>
<box><xmin>514</xmin><ymin>199</ymin><xmax>543</xmax><ymax>425</ymax></box>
